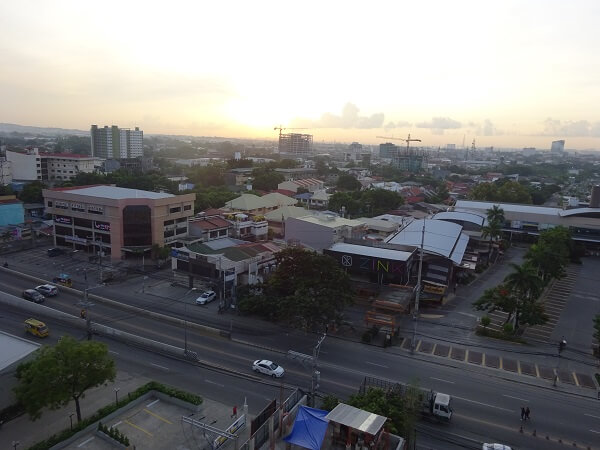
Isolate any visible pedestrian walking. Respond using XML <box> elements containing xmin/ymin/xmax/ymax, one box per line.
<box><xmin>231</xmin><ymin>405</ymin><xmax>237</xmax><ymax>418</ymax></box>
<box><xmin>525</xmin><ymin>407</ymin><xmax>530</xmax><ymax>420</ymax></box>
<box><xmin>520</xmin><ymin>407</ymin><xmax>525</xmax><ymax>421</ymax></box>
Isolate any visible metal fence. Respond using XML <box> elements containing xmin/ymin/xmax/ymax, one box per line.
<box><xmin>239</xmin><ymin>388</ymin><xmax>303</xmax><ymax>450</ymax></box>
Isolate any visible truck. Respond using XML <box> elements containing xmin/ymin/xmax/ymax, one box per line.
<box><xmin>359</xmin><ymin>376</ymin><xmax>453</xmax><ymax>421</ymax></box>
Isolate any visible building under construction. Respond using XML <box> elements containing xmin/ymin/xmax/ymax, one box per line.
<box><xmin>278</xmin><ymin>133</ymin><xmax>313</xmax><ymax>157</ymax></box>
<box><xmin>393</xmin><ymin>147</ymin><xmax>426</xmax><ymax>172</ymax></box>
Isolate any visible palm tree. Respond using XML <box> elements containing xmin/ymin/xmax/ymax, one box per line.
<box><xmin>504</xmin><ymin>263</ymin><xmax>544</xmax><ymax>329</ymax></box>
<box><xmin>486</xmin><ymin>205</ymin><xmax>505</xmax><ymax>226</ymax></box>
<box><xmin>481</xmin><ymin>220</ymin><xmax>502</xmax><ymax>257</ymax></box>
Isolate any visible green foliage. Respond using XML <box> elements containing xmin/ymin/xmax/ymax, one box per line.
<box><xmin>361</xmin><ymin>331</ymin><xmax>372</xmax><ymax>343</ymax></box>
<box><xmin>54</xmin><ymin>135</ymin><xmax>91</xmax><ymax>154</ymax></box>
<box><xmin>227</xmin><ymin>158</ymin><xmax>253</xmax><ymax>169</ymax></box>
<box><xmin>0</xmin><ymin>184</ymin><xmax>14</xmax><ymax>195</ymax></box>
<box><xmin>480</xmin><ymin>316</ymin><xmax>491</xmax><ymax>327</ymax></box>
<box><xmin>336</xmin><ymin>174</ymin><xmax>362</xmax><ymax>191</ymax></box>
<box><xmin>251</xmin><ymin>168</ymin><xmax>285</xmax><ymax>191</ymax></box>
<box><xmin>237</xmin><ymin>248</ymin><xmax>354</xmax><ymax>331</ymax></box>
<box><xmin>27</xmin><ymin>380</ymin><xmax>202</xmax><ymax>450</ymax></box>
<box><xmin>185</xmin><ymin>164</ymin><xmax>226</xmax><ymax>187</ymax></box>
<box><xmin>525</xmin><ymin>227</ymin><xmax>572</xmax><ymax>281</ymax></box>
<box><xmin>503</xmin><ymin>323</ymin><xmax>514</xmax><ymax>334</ymax></box>
<box><xmin>328</xmin><ymin>189</ymin><xmax>403</xmax><ymax>218</ymax></box>
<box><xmin>19</xmin><ymin>181</ymin><xmax>45</xmax><ymax>203</ymax></box>
<box><xmin>14</xmin><ymin>336</ymin><xmax>116</xmax><ymax>423</ymax></box>
<box><xmin>348</xmin><ymin>386</ymin><xmax>419</xmax><ymax>440</ymax></box>
<box><xmin>320</xmin><ymin>395</ymin><xmax>340</xmax><ymax>411</ymax></box>
<box><xmin>469</xmin><ymin>181</ymin><xmax>532</xmax><ymax>204</ymax></box>
<box><xmin>98</xmin><ymin>421</ymin><xmax>130</xmax><ymax>445</ymax></box>
<box><xmin>193</xmin><ymin>186</ymin><xmax>239</xmax><ymax>212</ymax></box>
<box><xmin>66</xmin><ymin>170</ymin><xmax>179</xmax><ymax>194</ymax></box>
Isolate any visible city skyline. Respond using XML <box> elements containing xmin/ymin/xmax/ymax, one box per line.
<box><xmin>1</xmin><ymin>1</ymin><xmax>600</xmax><ymax>149</ymax></box>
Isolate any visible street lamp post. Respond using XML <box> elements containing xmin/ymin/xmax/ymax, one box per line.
<box><xmin>114</xmin><ymin>388</ymin><xmax>120</xmax><ymax>406</ymax></box>
<box><xmin>553</xmin><ymin>337</ymin><xmax>567</xmax><ymax>387</ymax></box>
<box><xmin>69</xmin><ymin>413</ymin><xmax>75</xmax><ymax>430</ymax></box>
<box><xmin>77</xmin><ymin>284</ymin><xmax>104</xmax><ymax>340</ymax></box>
<box><xmin>12</xmin><ymin>441</ymin><xmax>19</xmax><ymax>450</ymax></box>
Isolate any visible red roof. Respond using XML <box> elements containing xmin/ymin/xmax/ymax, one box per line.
<box><xmin>0</xmin><ymin>198</ymin><xmax>21</xmax><ymax>205</ymax></box>
<box><xmin>405</xmin><ymin>195</ymin><xmax>425</xmax><ymax>204</ymax></box>
<box><xmin>202</xmin><ymin>208</ymin><xmax>225</xmax><ymax>216</ymax></box>
<box><xmin>190</xmin><ymin>216</ymin><xmax>231</xmax><ymax>231</ymax></box>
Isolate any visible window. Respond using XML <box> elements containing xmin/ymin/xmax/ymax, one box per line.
<box><xmin>176</xmin><ymin>217</ymin><xmax>187</xmax><ymax>223</ymax></box>
<box><xmin>164</xmin><ymin>219</ymin><xmax>174</xmax><ymax>226</ymax></box>
<box><xmin>47</xmin><ymin>201</ymin><xmax>53</xmax><ymax>207</ymax></box>
<box><xmin>184</xmin><ymin>205</ymin><xmax>192</xmax><ymax>211</ymax></box>
<box><xmin>176</xmin><ymin>226</ymin><xmax>187</xmax><ymax>235</ymax></box>
<box><xmin>170</xmin><ymin>206</ymin><xmax>181</xmax><ymax>214</ymax></box>
<box><xmin>123</xmin><ymin>205</ymin><xmax>152</xmax><ymax>246</ymax></box>
<box><xmin>164</xmin><ymin>229</ymin><xmax>175</xmax><ymax>238</ymax></box>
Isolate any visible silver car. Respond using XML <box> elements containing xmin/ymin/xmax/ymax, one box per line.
<box><xmin>252</xmin><ymin>359</ymin><xmax>285</xmax><ymax>378</ymax></box>
<box><xmin>36</xmin><ymin>284</ymin><xmax>58</xmax><ymax>297</ymax></box>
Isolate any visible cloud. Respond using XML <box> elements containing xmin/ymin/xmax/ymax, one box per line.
<box><xmin>291</xmin><ymin>103</ymin><xmax>384</xmax><ymax>129</ymax></box>
<box><xmin>541</xmin><ymin>118</ymin><xmax>600</xmax><ymax>137</ymax></box>
<box><xmin>384</xmin><ymin>120</ymin><xmax>412</xmax><ymax>131</ymax></box>
<box><xmin>416</xmin><ymin>117</ymin><xmax>462</xmax><ymax>134</ymax></box>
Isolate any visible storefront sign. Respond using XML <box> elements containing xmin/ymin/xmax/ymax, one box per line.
<box><xmin>88</xmin><ymin>205</ymin><xmax>104</xmax><ymax>213</ymax></box>
<box><xmin>65</xmin><ymin>236</ymin><xmax>88</xmax><ymax>243</ymax></box>
<box><xmin>94</xmin><ymin>221</ymin><xmax>110</xmax><ymax>232</ymax></box>
<box><xmin>55</xmin><ymin>216</ymin><xmax>72</xmax><ymax>225</ymax></box>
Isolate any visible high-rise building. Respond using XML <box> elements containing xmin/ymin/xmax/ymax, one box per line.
<box><xmin>91</xmin><ymin>125</ymin><xmax>143</xmax><ymax>159</ymax></box>
<box><xmin>379</xmin><ymin>143</ymin><xmax>399</xmax><ymax>159</ymax></box>
<box><xmin>550</xmin><ymin>140</ymin><xmax>565</xmax><ymax>154</ymax></box>
<box><xmin>278</xmin><ymin>133</ymin><xmax>313</xmax><ymax>157</ymax></box>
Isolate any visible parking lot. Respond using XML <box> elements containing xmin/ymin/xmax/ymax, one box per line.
<box><xmin>68</xmin><ymin>395</ymin><xmax>251</xmax><ymax>450</ymax></box>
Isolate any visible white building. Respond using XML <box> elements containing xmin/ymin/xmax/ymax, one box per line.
<box><xmin>285</xmin><ymin>213</ymin><xmax>366</xmax><ymax>252</ymax></box>
<box><xmin>6</xmin><ymin>148</ymin><xmax>42</xmax><ymax>181</ymax></box>
<box><xmin>42</xmin><ymin>153</ymin><xmax>103</xmax><ymax>181</ymax></box>
<box><xmin>91</xmin><ymin>125</ymin><xmax>143</xmax><ymax>159</ymax></box>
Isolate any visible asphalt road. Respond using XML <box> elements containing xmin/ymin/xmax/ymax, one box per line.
<box><xmin>2</xmin><ymin>269</ymin><xmax>600</xmax><ymax>449</ymax></box>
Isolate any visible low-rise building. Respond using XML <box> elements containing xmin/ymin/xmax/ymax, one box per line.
<box><xmin>41</xmin><ymin>153</ymin><xmax>103</xmax><ymax>181</ymax></box>
<box><xmin>285</xmin><ymin>213</ymin><xmax>366</xmax><ymax>252</ymax></box>
<box><xmin>0</xmin><ymin>195</ymin><xmax>24</xmax><ymax>226</ymax></box>
<box><xmin>278</xmin><ymin>178</ymin><xmax>324</xmax><ymax>193</ymax></box>
<box><xmin>43</xmin><ymin>185</ymin><xmax>195</xmax><ymax>261</ymax></box>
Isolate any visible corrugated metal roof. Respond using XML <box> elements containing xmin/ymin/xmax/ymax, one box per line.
<box><xmin>296</xmin><ymin>215</ymin><xmax>364</xmax><ymax>229</ymax></box>
<box><xmin>558</xmin><ymin>207</ymin><xmax>600</xmax><ymax>217</ymax></box>
<box><xmin>384</xmin><ymin>219</ymin><xmax>463</xmax><ymax>259</ymax></box>
<box><xmin>325</xmin><ymin>403</ymin><xmax>387</xmax><ymax>435</ymax></box>
<box><xmin>328</xmin><ymin>243</ymin><xmax>413</xmax><ymax>261</ymax></box>
<box><xmin>225</xmin><ymin>194</ymin><xmax>269</xmax><ymax>211</ymax></box>
<box><xmin>433</xmin><ymin>211</ymin><xmax>487</xmax><ymax>227</ymax></box>
<box><xmin>455</xmin><ymin>200</ymin><xmax>560</xmax><ymax>216</ymax></box>
<box><xmin>261</xmin><ymin>192</ymin><xmax>297</xmax><ymax>207</ymax></box>
<box><xmin>264</xmin><ymin>206</ymin><xmax>313</xmax><ymax>222</ymax></box>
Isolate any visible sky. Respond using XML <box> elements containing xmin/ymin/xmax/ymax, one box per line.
<box><xmin>1</xmin><ymin>0</ymin><xmax>600</xmax><ymax>150</ymax></box>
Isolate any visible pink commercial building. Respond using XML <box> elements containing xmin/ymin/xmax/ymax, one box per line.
<box><xmin>43</xmin><ymin>185</ymin><xmax>195</xmax><ymax>261</ymax></box>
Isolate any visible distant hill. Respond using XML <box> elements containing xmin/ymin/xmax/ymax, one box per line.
<box><xmin>0</xmin><ymin>123</ymin><xmax>88</xmax><ymax>136</ymax></box>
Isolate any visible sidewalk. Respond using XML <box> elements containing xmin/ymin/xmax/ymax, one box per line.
<box><xmin>1</xmin><ymin>371</ymin><xmax>150</xmax><ymax>450</ymax></box>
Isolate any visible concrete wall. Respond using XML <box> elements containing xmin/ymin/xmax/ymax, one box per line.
<box><xmin>285</xmin><ymin>217</ymin><xmax>334</xmax><ymax>252</ymax></box>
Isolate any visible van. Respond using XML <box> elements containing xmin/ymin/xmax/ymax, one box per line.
<box><xmin>24</xmin><ymin>318</ymin><xmax>49</xmax><ymax>337</ymax></box>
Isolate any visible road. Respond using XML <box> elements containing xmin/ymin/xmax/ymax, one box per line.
<box><xmin>2</xmin><ymin>271</ymin><xmax>600</xmax><ymax>449</ymax></box>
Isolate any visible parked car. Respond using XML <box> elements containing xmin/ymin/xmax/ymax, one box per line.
<box><xmin>196</xmin><ymin>290</ymin><xmax>217</xmax><ymax>305</ymax></box>
<box><xmin>36</xmin><ymin>284</ymin><xmax>58</xmax><ymax>297</ymax></box>
<box><xmin>22</xmin><ymin>289</ymin><xmax>45</xmax><ymax>303</ymax></box>
<box><xmin>483</xmin><ymin>444</ymin><xmax>512</xmax><ymax>450</ymax></box>
<box><xmin>47</xmin><ymin>247</ymin><xmax>64</xmax><ymax>257</ymax></box>
<box><xmin>252</xmin><ymin>359</ymin><xmax>285</xmax><ymax>378</ymax></box>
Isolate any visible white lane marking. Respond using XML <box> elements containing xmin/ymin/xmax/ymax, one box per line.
<box><xmin>430</xmin><ymin>377</ymin><xmax>455</xmax><ymax>384</ymax></box>
<box><xmin>111</xmin><ymin>421</ymin><xmax>122</xmax><ymax>428</ymax></box>
<box><xmin>365</xmin><ymin>361</ymin><xmax>389</xmax><ymax>368</ymax></box>
<box><xmin>205</xmin><ymin>379</ymin><xmax>225</xmax><ymax>388</ymax></box>
<box><xmin>78</xmin><ymin>437</ymin><xmax>95</xmax><ymax>447</ymax></box>
<box><xmin>453</xmin><ymin>395</ymin><xmax>514</xmax><ymax>412</ymax></box>
<box><xmin>147</xmin><ymin>399</ymin><xmax>160</xmax><ymax>407</ymax></box>
<box><xmin>503</xmin><ymin>394</ymin><xmax>529</xmax><ymax>402</ymax></box>
<box><xmin>457</xmin><ymin>312</ymin><xmax>478</xmax><ymax>318</ymax></box>
<box><xmin>109</xmin><ymin>351</ymin><xmax>119</xmax><ymax>355</ymax></box>
<box><xmin>590</xmin><ymin>429</ymin><xmax>600</xmax><ymax>434</ymax></box>
<box><xmin>585</xmin><ymin>413</ymin><xmax>600</xmax><ymax>420</ymax></box>
<box><xmin>150</xmin><ymin>363</ymin><xmax>170</xmax><ymax>371</ymax></box>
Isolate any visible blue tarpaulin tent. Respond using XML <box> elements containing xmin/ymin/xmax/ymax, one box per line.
<box><xmin>283</xmin><ymin>406</ymin><xmax>329</xmax><ymax>450</ymax></box>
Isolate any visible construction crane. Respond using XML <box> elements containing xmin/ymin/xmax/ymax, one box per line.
<box><xmin>274</xmin><ymin>126</ymin><xmax>308</xmax><ymax>137</ymax></box>
<box><xmin>376</xmin><ymin>134</ymin><xmax>422</xmax><ymax>154</ymax></box>
<box><xmin>466</xmin><ymin>138</ymin><xmax>476</xmax><ymax>161</ymax></box>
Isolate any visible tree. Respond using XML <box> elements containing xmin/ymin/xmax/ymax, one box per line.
<box><xmin>14</xmin><ymin>336</ymin><xmax>116</xmax><ymax>423</ymax></box>
<box><xmin>593</xmin><ymin>314</ymin><xmax>600</xmax><ymax>345</ymax></box>
<box><xmin>237</xmin><ymin>248</ymin><xmax>354</xmax><ymax>330</ymax></box>
<box><xmin>481</xmin><ymin>220</ymin><xmax>502</xmax><ymax>255</ymax></box>
<box><xmin>473</xmin><ymin>285</ymin><xmax>517</xmax><ymax>323</ymax></box>
<box><xmin>503</xmin><ymin>263</ymin><xmax>545</xmax><ymax>329</ymax></box>
<box><xmin>497</xmin><ymin>181</ymin><xmax>532</xmax><ymax>204</ymax></box>
<box><xmin>251</xmin><ymin>168</ymin><xmax>284</xmax><ymax>191</ymax></box>
<box><xmin>193</xmin><ymin>186</ymin><xmax>239</xmax><ymax>212</ymax></box>
<box><xmin>19</xmin><ymin>181</ymin><xmax>45</xmax><ymax>203</ymax></box>
<box><xmin>468</xmin><ymin>183</ymin><xmax>498</xmax><ymax>201</ymax></box>
<box><xmin>486</xmin><ymin>205</ymin><xmax>505</xmax><ymax>226</ymax></box>
<box><xmin>336</xmin><ymin>174</ymin><xmax>362</xmax><ymax>191</ymax></box>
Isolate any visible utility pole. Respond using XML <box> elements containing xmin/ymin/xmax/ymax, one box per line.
<box><xmin>287</xmin><ymin>332</ymin><xmax>326</xmax><ymax>407</ymax></box>
<box><xmin>76</xmin><ymin>286</ymin><xmax>101</xmax><ymax>340</ymax></box>
<box><xmin>411</xmin><ymin>220</ymin><xmax>426</xmax><ymax>354</ymax></box>
<box><xmin>553</xmin><ymin>337</ymin><xmax>567</xmax><ymax>387</ymax></box>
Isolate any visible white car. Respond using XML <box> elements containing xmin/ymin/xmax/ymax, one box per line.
<box><xmin>252</xmin><ymin>359</ymin><xmax>285</xmax><ymax>378</ymax></box>
<box><xmin>483</xmin><ymin>444</ymin><xmax>512</xmax><ymax>450</ymax></box>
<box><xmin>196</xmin><ymin>291</ymin><xmax>216</xmax><ymax>305</ymax></box>
<box><xmin>35</xmin><ymin>284</ymin><xmax>58</xmax><ymax>297</ymax></box>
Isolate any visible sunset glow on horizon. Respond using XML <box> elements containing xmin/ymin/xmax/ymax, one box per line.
<box><xmin>2</xmin><ymin>0</ymin><xmax>600</xmax><ymax>149</ymax></box>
